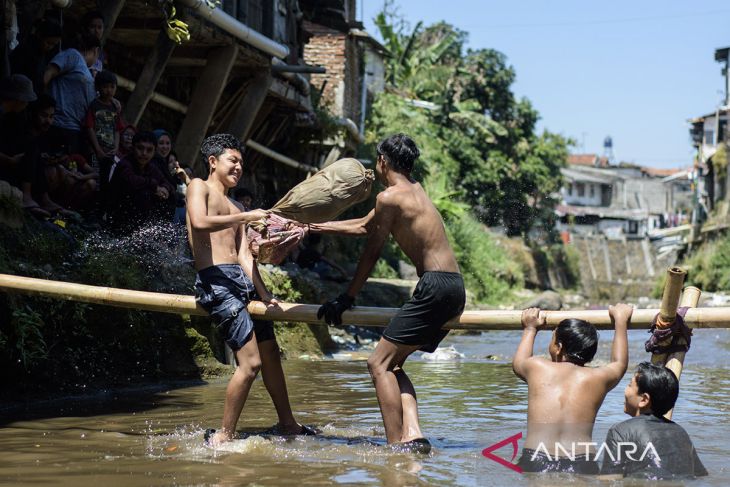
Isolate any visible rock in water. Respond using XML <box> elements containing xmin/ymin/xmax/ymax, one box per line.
<box><xmin>421</xmin><ymin>346</ymin><xmax>465</xmax><ymax>362</ymax></box>
<box><xmin>519</xmin><ymin>290</ymin><xmax>563</xmax><ymax>310</ymax></box>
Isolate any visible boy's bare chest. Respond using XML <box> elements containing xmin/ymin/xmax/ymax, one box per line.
<box><xmin>207</xmin><ymin>193</ymin><xmax>233</xmax><ymax>216</ymax></box>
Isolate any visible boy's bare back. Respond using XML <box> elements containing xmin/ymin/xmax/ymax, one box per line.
<box><xmin>378</xmin><ymin>181</ymin><xmax>459</xmax><ymax>275</ymax></box>
<box><xmin>513</xmin><ymin>305</ymin><xmax>631</xmax><ymax>451</ymax></box>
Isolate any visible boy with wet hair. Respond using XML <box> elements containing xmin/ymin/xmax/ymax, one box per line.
<box><xmin>187</xmin><ymin>133</ymin><xmax>313</xmax><ymax>447</ymax></box>
<box><xmin>600</xmin><ymin>362</ymin><xmax>707</xmax><ymax>479</ymax></box>
<box><xmin>512</xmin><ymin>304</ymin><xmax>632</xmax><ymax>473</ymax></box>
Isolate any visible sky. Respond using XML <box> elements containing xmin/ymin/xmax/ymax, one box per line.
<box><xmin>360</xmin><ymin>0</ymin><xmax>730</xmax><ymax>169</ymax></box>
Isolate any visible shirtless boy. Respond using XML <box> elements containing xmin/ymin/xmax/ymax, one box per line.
<box><xmin>512</xmin><ymin>304</ymin><xmax>632</xmax><ymax>473</ymax></box>
<box><xmin>314</xmin><ymin>134</ymin><xmax>465</xmax><ymax>453</ymax></box>
<box><xmin>187</xmin><ymin>134</ymin><xmax>310</xmax><ymax>446</ymax></box>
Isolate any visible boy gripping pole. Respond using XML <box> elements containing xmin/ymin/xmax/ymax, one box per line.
<box><xmin>186</xmin><ymin>134</ymin><xmax>313</xmax><ymax>446</ymax></box>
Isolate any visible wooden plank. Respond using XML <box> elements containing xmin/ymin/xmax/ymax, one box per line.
<box><xmin>98</xmin><ymin>0</ymin><xmax>127</xmax><ymax>44</ymax></box>
<box><xmin>122</xmin><ymin>28</ymin><xmax>176</xmax><ymax>126</ymax></box>
<box><xmin>226</xmin><ymin>70</ymin><xmax>273</xmax><ymax>142</ymax></box>
<box><xmin>176</xmin><ymin>44</ymin><xmax>239</xmax><ymax>174</ymax></box>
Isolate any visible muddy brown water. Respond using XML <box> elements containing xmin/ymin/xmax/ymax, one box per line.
<box><xmin>1</xmin><ymin>329</ymin><xmax>729</xmax><ymax>486</ymax></box>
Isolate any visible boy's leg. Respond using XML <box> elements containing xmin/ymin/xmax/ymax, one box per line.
<box><xmin>210</xmin><ymin>333</ymin><xmax>262</xmax><ymax>446</ymax></box>
<box><xmin>258</xmin><ymin>338</ymin><xmax>301</xmax><ymax>433</ymax></box>
<box><xmin>394</xmin><ymin>366</ymin><xmax>423</xmax><ymax>443</ymax></box>
<box><xmin>367</xmin><ymin>338</ymin><xmax>421</xmax><ymax>444</ymax></box>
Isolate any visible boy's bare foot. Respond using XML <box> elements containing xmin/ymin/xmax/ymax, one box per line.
<box><xmin>204</xmin><ymin>428</ymin><xmax>232</xmax><ymax>447</ymax></box>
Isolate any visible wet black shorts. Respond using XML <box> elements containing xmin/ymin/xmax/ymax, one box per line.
<box><xmin>517</xmin><ymin>448</ymin><xmax>599</xmax><ymax>474</ymax></box>
<box><xmin>383</xmin><ymin>271</ymin><xmax>465</xmax><ymax>353</ymax></box>
<box><xmin>194</xmin><ymin>264</ymin><xmax>275</xmax><ymax>351</ymax></box>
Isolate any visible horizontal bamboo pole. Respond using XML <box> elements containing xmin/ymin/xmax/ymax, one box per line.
<box><xmin>2</xmin><ymin>273</ymin><xmax>730</xmax><ymax>330</ymax></box>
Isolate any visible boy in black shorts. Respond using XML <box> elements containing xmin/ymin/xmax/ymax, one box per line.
<box><xmin>313</xmin><ymin>134</ymin><xmax>465</xmax><ymax>453</ymax></box>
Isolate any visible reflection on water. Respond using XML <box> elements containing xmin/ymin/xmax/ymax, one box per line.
<box><xmin>1</xmin><ymin>329</ymin><xmax>728</xmax><ymax>486</ymax></box>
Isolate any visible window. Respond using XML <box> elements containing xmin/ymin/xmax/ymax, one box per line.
<box><xmin>568</xmin><ymin>184</ymin><xmax>573</xmax><ymax>196</ymax></box>
<box><xmin>577</xmin><ymin>183</ymin><xmax>585</xmax><ymax>197</ymax></box>
<box><xmin>704</xmin><ymin>130</ymin><xmax>714</xmax><ymax>145</ymax></box>
<box><xmin>589</xmin><ymin>184</ymin><xmax>595</xmax><ymax>198</ymax></box>
<box><xmin>719</xmin><ymin>120</ymin><xmax>728</xmax><ymax>143</ymax></box>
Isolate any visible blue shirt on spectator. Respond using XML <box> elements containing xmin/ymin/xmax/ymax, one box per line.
<box><xmin>48</xmin><ymin>49</ymin><xmax>95</xmax><ymax>131</ymax></box>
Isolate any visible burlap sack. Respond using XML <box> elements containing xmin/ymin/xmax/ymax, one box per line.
<box><xmin>270</xmin><ymin>158</ymin><xmax>374</xmax><ymax>223</ymax></box>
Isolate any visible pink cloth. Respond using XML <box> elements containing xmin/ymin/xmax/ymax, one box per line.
<box><xmin>247</xmin><ymin>214</ymin><xmax>306</xmax><ymax>265</ymax></box>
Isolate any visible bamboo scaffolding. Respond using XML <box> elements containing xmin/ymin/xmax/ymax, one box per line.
<box><xmin>2</xmin><ymin>273</ymin><xmax>730</xmax><ymax>330</ymax></box>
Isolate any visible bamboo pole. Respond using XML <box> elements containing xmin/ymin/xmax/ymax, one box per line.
<box><xmin>658</xmin><ymin>267</ymin><xmax>687</xmax><ymax>324</ymax></box>
<box><xmin>663</xmin><ymin>286</ymin><xmax>700</xmax><ymax>420</ymax></box>
<box><xmin>1</xmin><ymin>273</ymin><xmax>730</xmax><ymax>330</ymax></box>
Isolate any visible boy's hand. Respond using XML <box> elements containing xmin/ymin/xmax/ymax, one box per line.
<box><xmin>609</xmin><ymin>303</ymin><xmax>633</xmax><ymax>324</ymax></box>
<box><xmin>243</xmin><ymin>208</ymin><xmax>269</xmax><ymax>222</ymax></box>
<box><xmin>521</xmin><ymin>308</ymin><xmax>545</xmax><ymax>331</ymax></box>
<box><xmin>260</xmin><ymin>293</ymin><xmax>280</xmax><ymax>307</ymax></box>
<box><xmin>317</xmin><ymin>293</ymin><xmax>354</xmax><ymax>325</ymax></box>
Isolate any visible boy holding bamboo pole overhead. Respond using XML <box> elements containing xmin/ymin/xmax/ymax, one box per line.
<box><xmin>512</xmin><ymin>304</ymin><xmax>632</xmax><ymax>473</ymax></box>
<box><xmin>186</xmin><ymin>134</ymin><xmax>312</xmax><ymax>446</ymax></box>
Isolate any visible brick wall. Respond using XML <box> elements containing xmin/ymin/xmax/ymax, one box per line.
<box><xmin>303</xmin><ymin>20</ymin><xmax>360</xmax><ymax>121</ymax></box>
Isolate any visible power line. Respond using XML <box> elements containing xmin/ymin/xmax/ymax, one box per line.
<box><xmin>462</xmin><ymin>9</ymin><xmax>730</xmax><ymax>30</ymax></box>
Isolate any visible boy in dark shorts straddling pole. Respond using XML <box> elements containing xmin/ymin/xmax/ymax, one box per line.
<box><xmin>187</xmin><ymin>134</ymin><xmax>311</xmax><ymax>447</ymax></box>
<box><xmin>314</xmin><ymin>134</ymin><xmax>465</xmax><ymax>453</ymax></box>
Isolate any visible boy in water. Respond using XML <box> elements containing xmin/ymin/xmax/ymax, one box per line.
<box><xmin>600</xmin><ymin>362</ymin><xmax>707</xmax><ymax>479</ymax></box>
<box><xmin>187</xmin><ymin>134</ymin><xmax>311</xmax><ymax>446</ymax></box>
<box><xmin>512</xmin><ymin>304</ymin><xmax>632</xmax><ymax>473</ymax></box>
<box><xmin>313</xmin><ymin>134</ymin><xmax>465</xmax><ymax>453</ymax></box>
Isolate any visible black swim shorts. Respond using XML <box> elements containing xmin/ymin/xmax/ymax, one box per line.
<box><xmin>517</xmin><ymin>448</ymin><xmax>599</xmax><ymax>474</ymax></box>
<box><xmin>382</xmin><ymin>271</ymin><xmax>465</xmax><ymax>353</ymax></box>
<box><xmin>194</xmin><ymin>264</ymin><xmax>275</xmax><ymax>350</ymax></box>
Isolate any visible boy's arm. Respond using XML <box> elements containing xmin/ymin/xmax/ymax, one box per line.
<box><xmin>186</xmin><ymin>179</ymin><xmax>267</xmax><ymax>231</ymax></box>
<box><xmin>43</xmin><ymin>63</ymin><xmax>61</xmax><ymax>87</ymax></box>
<box><xmin>309</xmin><ymin>209</ymin><xmax>375</xmax><ymax>237</ymax></box>
<box><xmin>512</xmin><ymin>308</ymin><xmax>545</xmax><ymax>381</ymax></box>
<box><xmin>595</xmin><ymin>303</ymin><xmax>631</xmax><ymax>388</ymax></box>
<box><xmin>317</xmin><ymin>196</ymin><xmax>394</xmax><ymax>325</ymax></box>
<box><xmin>345</xmin><ymin>194</ymin><xmax>396</xmax><ymax>297</ymax></box>
<box><xmin>235</xmin><ymin>224</ymin><xmax>277</xmax><ymax>304</ymax></box>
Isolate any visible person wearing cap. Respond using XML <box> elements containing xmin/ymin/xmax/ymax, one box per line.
<box><xmin>0</xmin><ymin>74</ymin><xmax>49</xmax><ymax>217</ymax></box>
<box><xmin>10</xmin><ymin>17</ymin><xmax>62</xmax><ymax>96</ymax></box>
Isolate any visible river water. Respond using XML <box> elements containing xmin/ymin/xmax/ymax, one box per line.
<box><xmin>1</xmin><ymin>328</ymin><xmax>729</xmax><ymax>486</ymax></box>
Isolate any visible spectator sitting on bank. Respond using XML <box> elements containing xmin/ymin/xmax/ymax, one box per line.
<box><xmin>233</xmin><ymin>187</ymin><xmax>254</xmax><ymax>211</ymax></box>
<box><xmin>600</xmin><ymin>362</ymin><xmax>707</xmax><ymax>479</ymax></box>
<box><xmin>292</xmin><ymin>234</ymin><xmax>348</xmax><ymax>280</ymax></box>
<box><xmin>108</xmin><ymin>131</ymin><xmax>173</xmax><ymax>229</ymax></box>
<box><xmin>27</xmin><ymin>94</ymin><xmax>88</xmax><ymax>216</ymax></box>
<box><xmin>43</xmin><ymin>32</ymin><xmax>99</xmax><ymax>155</ymax></box>
<box><xmin>0</xmin><ymin>74</ymin><xmax>49</xmax><ymax>217</ymax></box>
<box><xmin>10</xmin><ymin>16</ymin><xmax>62</xmax><ymax>96</ymax></box>
<box><xmin>82</xmin><ymin>10</ymin><xmax>106</xmax><ymax>77</ymax></box>
<box><xmin>168</xmin><ymin>150</ymin><xmax>193</xmax><ymax>225</ymax></box>
<box><xmin>84</xmin><ymin>70</ymin><xmax>122</xmax><ymax>185</ymax></box>
<box><xmin>117</xmin><ymin>124</ymin><xmax>136</xmax><ymax>160</ymax></box>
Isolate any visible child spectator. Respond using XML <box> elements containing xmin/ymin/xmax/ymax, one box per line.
<box><xmin>0</xmin><ymin>74</ymin><xmax>47</xmax><ymax>217</ymax></box>
<box><xmin>10</xmin><ymin>17</ymin><xmax>62</xmax><ymax>96</ymax></box>
<box><xmin>108</xmin><ymin>131</ymin><xmax>173</xmax><ymax>229</ymax></box>
<box><xmin>43</xmin><ymin>32</ymin><xmax>99</xmax><ymax>155</ymax></box>
<box><xmin>600</xmin><ymin>363</ymin><xmax>707</xmax><ymax>479</ymax></box>
<box><xmin>512</xmin><ymin>304</ymin><xmax>632</xmax><ymax>474</ymax></box>
<box><xmin>234</xmin><ymin>187</ymin><xmax>254</xmax><ymax>211</ymax></box>
<box><xmin>82</xmin><ymin>10</ymin><xmax>106</xmax><ymax>77</ymax></box>
<box><xmin>84</xmin><ymin>70</ymin><xmax>122</xmax><ymax>186</ymax></box>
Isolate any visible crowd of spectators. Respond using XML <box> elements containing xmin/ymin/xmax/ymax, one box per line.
<box><xmin>0</xmin><ymin>10</ymin><xmax>193</xmax><ymax>232</ymax></box>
